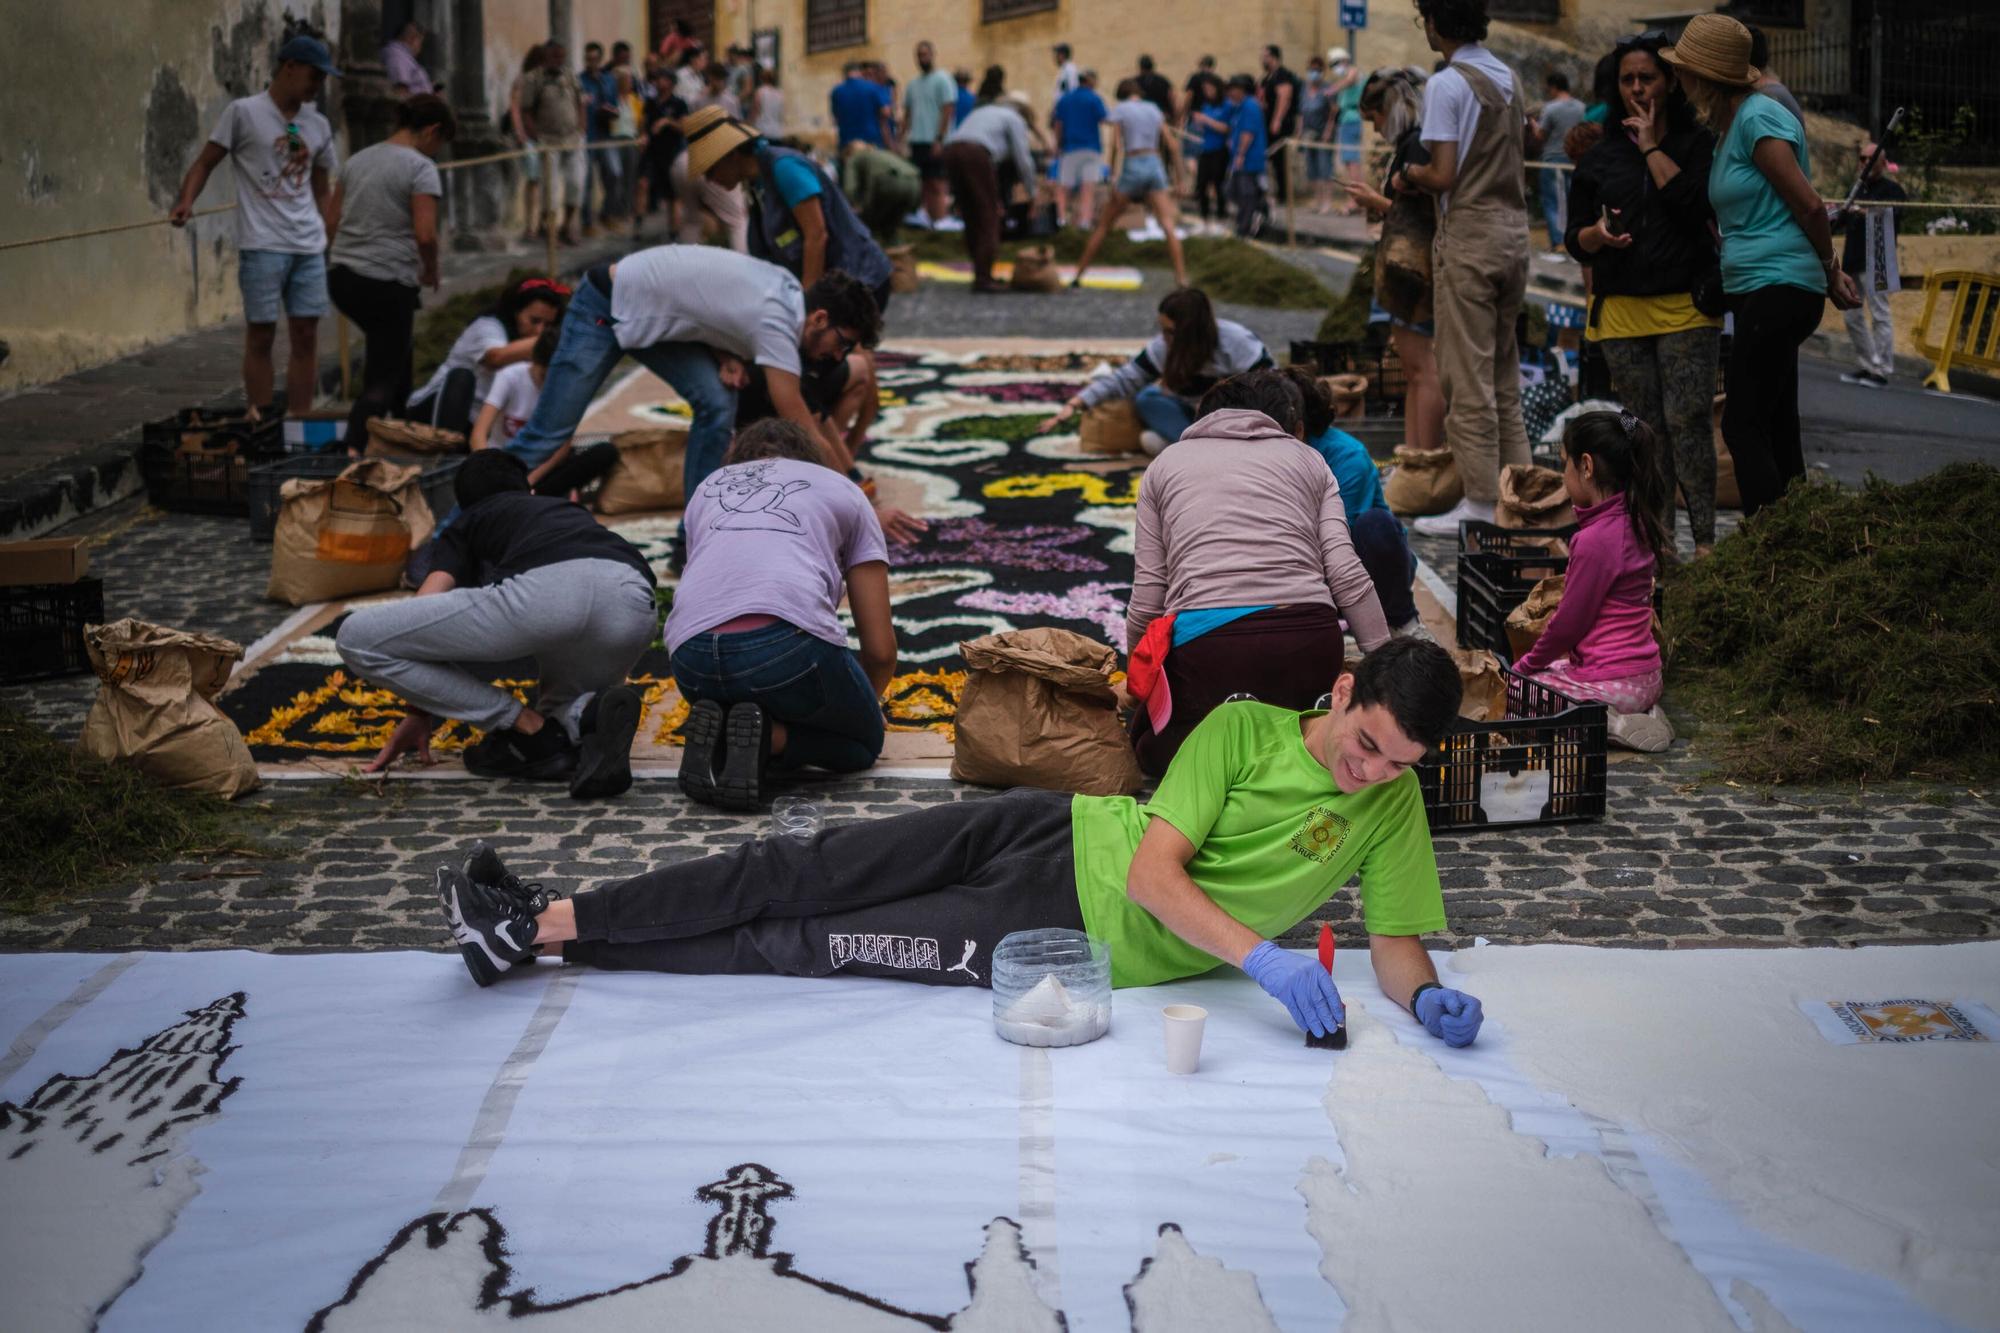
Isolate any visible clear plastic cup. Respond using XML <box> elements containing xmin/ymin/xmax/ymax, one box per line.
<box><xmin>991</xmin><ymin>928</ymin><xmax>1112</xmax><ymax>1048</ymax></box>
<box><xmin>771</xmin><ymin>796</ymin><xmax>821</xmax><ymax>842</ymax></box>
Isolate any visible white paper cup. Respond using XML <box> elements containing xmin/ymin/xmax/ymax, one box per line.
<box><xmin>1162</xmin><ymin>1003</ymin><xmax>1208</xmax><ymax>1075</ymax></box>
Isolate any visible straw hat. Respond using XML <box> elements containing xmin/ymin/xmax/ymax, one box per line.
<box><xmin>1327</xmin><ymin>46</ymin><xmax>1352</xmax><ymax>66</ymax></box>
<box><xmin>1659</xmin><ymin>14</ymin><xmax>1760</xmax><ymax>88</ymax></box>
<box><xmin>684</xmin><ymin>104</ymin><xmax>758</xmax><ymax>177</ymax></box>
<box><xmin>1000</xmin><ymin>89</ymin><xmax>1033</xmax><ymax>114</ymax></box>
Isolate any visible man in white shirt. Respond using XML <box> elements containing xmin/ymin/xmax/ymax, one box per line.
<box><xmin>1052</xmin><ymin>43</ymin><xmax>1081</xmax><ymax>104</ymax></box>
<box><xmin>170</xmin><ymin>34</ymin><xmax>340</xmax><ymax>418</ymax></box>
<box><xmin>1391</xmin><ymin>0</ymin><xmax>1532</xmax><ymax>536</ymax></box>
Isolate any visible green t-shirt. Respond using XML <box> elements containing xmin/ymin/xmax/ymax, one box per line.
<box><xmin>1070</xmin><ymin>702</ymin><xmax>1446</xmax><ymax>988</ymax></box>
<box><xmin>1711</xmin><ymin>92</ymin><xmax>1822</xmax><ymax>296</ymax></box>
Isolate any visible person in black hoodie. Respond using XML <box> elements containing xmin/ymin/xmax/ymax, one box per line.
<box><xmin>1564</xmin><ymin>33</ymin><xmax>1722</xmax><ymax>554</ymax></box>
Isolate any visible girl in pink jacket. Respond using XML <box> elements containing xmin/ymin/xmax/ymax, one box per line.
<box><xmin>1513</xmin><ymin>411</ymin><xmax>1674</xmax><ymax>730</ymax></box>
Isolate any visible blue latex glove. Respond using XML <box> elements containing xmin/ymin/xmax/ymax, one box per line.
<box><xmin>1243</xmin><ymin>941</ymin><xmax>1345</xmax><ymax>1038</ymax></box>
<box><xmin>1414</xmin><ymin>986</ymin><xmax>1484</xmax><ymax>1048</ymax></box>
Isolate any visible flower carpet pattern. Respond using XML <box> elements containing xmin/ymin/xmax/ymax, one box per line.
<box><xmin>219</xmin><ymin>345</ymin><xmax>1146</xmax><ymax>763</ymax></box>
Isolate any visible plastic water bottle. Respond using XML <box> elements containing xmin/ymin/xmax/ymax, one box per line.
<box><xmin>771</xmin><ymin>796</ymin><xmax>821</xmax><ymax>842</ymax></box>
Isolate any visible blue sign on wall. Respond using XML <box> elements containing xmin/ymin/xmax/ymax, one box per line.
<box><xmin>1339</xmin><ymin>0</ymin><xmax>1368</xmax><ymax>30</ymax></box>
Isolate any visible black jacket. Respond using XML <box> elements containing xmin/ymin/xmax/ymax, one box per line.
<box><xmin>1564</xmin><ymin>118</ymin><xmax>1717</xmax><ymax>299</ymax></box>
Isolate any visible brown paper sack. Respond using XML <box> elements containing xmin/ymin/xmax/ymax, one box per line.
<box><xmin>886</xmin><ymin>244</ymin><xmax>920</xmax><ymax>294</ymax></box>
<box><xmin>267</xmin><ymin>459</ymin><xmax>432</xmax><ymax>606</ymax></box>
<box><xmin>1322</xmin><ymin>373</ymin><xmax>1369</xmax><ymax>420</ymax></box>
<box><xmin>1078</xmin><ymin>400</ymin><xmax>1144</xmax><ymax>455</ymax></box>
<box><xmin>1505</xmin><ymin>574</ymin><xmax>1566</xmax><ymax>661</ymax></box>
<box><xmin>1496</xmin><ymin>464</ymin><xmax>1576</xmax><ymax>530</ymax></box>
<box><xmin>595</xmin><ymin>423</ymin><xmax>691</xmax><ymax>514</ymax></box>
<box><xmin>77</xmin><ymin>618</ymin><xmax>260</xmax><ymax>798</ymax></box>
<box><xmin>1381</xmin><ymin>445</ymin><xmax>1464</xmax><ymax>516</ymax></box>
<box><xmin>1450</xmin><ymin>648</ymin><xmax>1509</xmax><ymax>722</ymax></box>
<box><xmin>951</xmin><ymin>627</ymin><xmax>1145</xmax><ymax>795</ymax></box>
<box><xmin>1010</xmin><ymin>245</ymin><xmax>1063</xmax><ymax>293</ymax></box>
<box><xmin>365</xmin><ymin>417</ymin><xmax>466</xmax><ymax>457</ymax></box>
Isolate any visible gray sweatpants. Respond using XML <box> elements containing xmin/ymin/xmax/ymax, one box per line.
<box><xmin>336</xmin><ymin>559</ymin><xmax>657</xmax><ymax>741</ymax></box>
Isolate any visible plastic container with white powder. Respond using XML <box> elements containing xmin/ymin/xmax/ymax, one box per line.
<box><xmin>991</xmin><ymin>929</ymin><xmax>1112</xmax><ymax>1048</ymax></box>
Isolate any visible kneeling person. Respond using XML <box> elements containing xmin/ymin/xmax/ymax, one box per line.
<box><xmin>668</xmin><ymin>419</ymin><xmax>898</xmax><ymax>811</ymax></box>
<box><xmin>337</xmin><ymin>450</ymin><xmax>657</xmax><ymax>798</ymax></box>
<box><xmin>437</xmin><ymin>638</ymin><xmax>1487</xmax><ymax>1049</ymax></box>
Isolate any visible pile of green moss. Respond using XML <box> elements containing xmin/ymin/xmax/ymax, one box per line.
<box><xmin>906</xmin><ymin>231</ymin><xmax>1333</xmax><ymax>310</ymax></box>
<box><xmin>1</xmin><ymin>706</ymin><xmax>265</xmax><ymax>911</ymax></box>
<box><xmin>1665</xmin><ymin>463</ymin><xmax>2000</xmax><ymax>783</ymax></box>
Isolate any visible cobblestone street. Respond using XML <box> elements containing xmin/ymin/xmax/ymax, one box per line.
<box><xmin>6</xmin><ymin>275</ymin><xmax>1997</xmax><ymax>960</ymax></box>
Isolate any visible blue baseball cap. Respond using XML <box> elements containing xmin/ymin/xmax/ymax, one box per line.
<box><xmin>277</xmin><ymin>34</ymin><xmax>340</xmax><ymax>77</ymax></box>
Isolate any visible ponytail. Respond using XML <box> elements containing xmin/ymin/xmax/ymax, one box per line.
<box><xmin>1560</xmin><ymin>409</ymin><xmax>1674</xmax><ymax>566</ymax></box>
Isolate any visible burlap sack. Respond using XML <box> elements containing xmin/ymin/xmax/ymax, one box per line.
<box><xmin>1451</xmin><ymin>648</ymin><xmax>1509</xmax><ymax>722</ymax></box>
<box><xmin>77</xmin><ymin>618</ymin><xmax>259</xmax><ymax>798</ymax></box>
<box><xmin>1010</xmin><ymin>245</ymin><xmax>1063</xmax><ymax>293</ymax></box>
<box><xmin>365</xmin><ymin>417</ymin><xmax>466</xmax><ymax>457</ymax></box>
<box><xmin>1322</xmin><ymin>373</ymin><xmax>1369</xmax><ymax>420</ymax></box>
<box><xmin>1382</xmin><ymin>445</ymin><xmax>1463</xmax><ymax>516</ymax></box>
<box><xmin>951</xmin><ymin>627</ymin><xmax>1144</xmax><ymax>795</ymax></box>
<box><xmin>267</xmin><ymin>459</ymin><xmax>432</xmax><ymax>606</ymax></box>
<box><xmin>1078</xmin><ymin>399</ymin><xmax>1144</xmax><ymax>455</ymax></box>
<box><xmin>887</xmin><ymin>243</ymin><xmax>920</xmax><ymax>294</ymax></box>
<box><xmin>1505</xmin><ymin>574</ymin><xmax>1565</xmax><ymax>661</ymax></box>
<box><xmin>595</xmin><ymin>423</ymin><xmax>691</xmax><ymax>514</ymax></box>
<box><xmin>1496</xmin><ymin>464</ymin><xmax>1576</xmax><ymax>530</ymax></box>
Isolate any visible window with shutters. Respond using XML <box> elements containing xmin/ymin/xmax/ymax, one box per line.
<box><xmin>983</xmin><ymin>0</ymin><xmax>1059</xmax><ymax>22</ymax></box>
<box><xmin>806</xmin><ymin>0</ymin><xmax>866</xmax><ymax>53</ymax></box>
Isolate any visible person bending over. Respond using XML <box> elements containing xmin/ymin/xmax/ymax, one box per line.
<box><xmin>1280</xmin><ymin>366</ymin><xmax>1424</xmax><ymax>639</ymax></box>
<box><xmin>1121</xmin><ymin>369</ymin><xmax>1392</xmax><ymax>776</ymax></box>
<box><xmin>405</xmin><ymin>277</ymin><xmax>569</xmax><ymax>435</ymax></box>
<box><xmin>1043</xmin><ymin>287</ymin><xmax>1272</xmax><ymax>454</ymax></box>
<box><xmin>337</xmin><ymin>450</ymin><xmax>656</xmax><ymax>797</ymax></box>
<box><xmin>667</xmin><ymin>420</ymin><xmax>897</xmax><ymax>811</ymax></box>
<box><xmin>436</xmin><ymin>638</ymin><xmax>1487</xmax><ymax>1055</ymax></box>
<box><xmin>502</xmin><ymin>247</ymin><xmax>906</xmax><ymax>546</ymax></box>
<box><xmin>1511</xmin><ymin>410</ymin><xmax>1675</xmax><ymax>752</ymax></box>
<box><xmin>468</xmin><ymin>327</ymin><xmax>620</xmax><ymax>500</ymax></box>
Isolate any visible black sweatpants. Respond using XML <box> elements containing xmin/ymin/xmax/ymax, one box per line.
<box><xmin>566</xmin><ymin>788</ymin><xmax>1085</xmax><ymax>986</ymax></box>
<box><xmin>327</xmin><ymin>265</ymin><xmax>420</xmax><ymax>449</ymax></box>
<box><xmin>1722</xmin><ymin>283</ymin><xmax>1824</xmax><ymax>516</ymax></box>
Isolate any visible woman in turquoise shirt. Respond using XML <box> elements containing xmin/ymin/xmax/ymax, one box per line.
<box><xmin>1662</xmin><ymin>14</ymin><xmax>1859</xmax><ymax>517</ymax></box>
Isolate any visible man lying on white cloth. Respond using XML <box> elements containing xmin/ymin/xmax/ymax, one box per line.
<box><xmin>436</xmin><ymin>638</ymin><xmax>1487</xmax><ymax>1047</ymax></box>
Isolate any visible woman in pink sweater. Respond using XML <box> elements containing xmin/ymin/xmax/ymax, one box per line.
<box><xmin>1125</xmin><ymin>370</ymin><xmax>1392</xmax><ymax>775</ymax></box>
<box><xmin>1512</xmin><ymin>411</ymin><xmax>1674</xmax><ymax>740</ymax></box>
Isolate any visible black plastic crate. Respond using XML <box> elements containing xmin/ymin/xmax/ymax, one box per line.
<box><xmin>1</xmin><ymin>577</ymin><xmax>103</xmax><ymax>683</ymax></box>
<box><xmin>245</xmin><ymin>455</ymin><xmax>466</xmax><ymax>542</ymax></box>
<box><xmin>1454</xmin><ymin>521</ymin><xmax>1576</xmax><ymax>658</ymax></box>
<box><xmin>1287</xmin><ymin>339</ymin><xmax>1408</xmax><ymax>415</ymax></box>
<box><xmin>140</xmin><ymin>408</ymin><xmax>286</xmax><ymax>515</ymax></box>
<box><xmin>1418</xmin><ymin>668</ymin><xmax>1607</xmax><ymax>830</ymax></box>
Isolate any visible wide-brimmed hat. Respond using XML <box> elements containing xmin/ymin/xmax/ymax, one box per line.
<box><xmin>1659</xmin><ymin>14</ymin><xmax>1759</xmax><ymax>88</ymax></box>
<box><xmin>1000</xmin><ymin>89</ymin><xmax>1033</xmax><ymax>114</ymax></box>
<box><xmin>684</xmin><ymin>104</ymin><xmax>758</xmax><ymax>177</ymax></box>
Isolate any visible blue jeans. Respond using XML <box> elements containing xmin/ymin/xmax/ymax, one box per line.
<box><xmin>670</xmin><ymin>622</ymin><xmax>885</xmax><ymax>773</ymax></box>
<box><xmin>507</xmin><ymin>278</ymin><xmax>737</xmax><ymax>493</ymax></box>
<box><xmin>1539</xmin><ymin>167</ymin><xmax>1566</xmax><ymax>248</ymax></box>
<box><xmin>1350</xmin><ymin>507</ymin><xmax>1418</xmax><ymax>628</ymax></box>
<box><xmin>1134</xmin><ymin>383</ymin><xmax>1197</xmax><ymax>443</ymax></box>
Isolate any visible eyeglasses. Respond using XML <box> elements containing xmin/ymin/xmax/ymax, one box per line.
<box><xmin>1615</xmin><ymin>29</ymin><xmax>1670</xmax><ymax>53</ymax></box>
<box><xmin>832</xmin><ymin>329</ymin><xmax>859</xmax><ymax>357</ymax></box>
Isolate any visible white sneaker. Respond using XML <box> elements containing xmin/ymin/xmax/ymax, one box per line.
<box><xmin>1138</xmin><ymin>429</ymin><xmax>1169</xmax><ymax>456</ymax></box>
<box><xmin>1412</xmin><ymin>498</ymin><xmax>1495</xmax><ymax>538</ymax></box>
<box><xmin>1606</xmin><ymin>704</ymin><xmax>1674</xmax><ymax>753</ymax></box>
<box><xmin>1392</xmin><ymin>616</ymin><xmax>1437</xmax><ymax>643</ymax></box>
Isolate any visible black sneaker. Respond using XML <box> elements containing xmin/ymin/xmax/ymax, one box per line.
<box><xmin>463</xmin><ymin>722</ymin><xmax>576</xmax><ymax>781</ymax></box>
<box><xmin>570</xmin><ymin>685</ymin><xmax>642</xmax><ymax>799</ymax></box>
<box><xmin>437</xmin><ymin>865</ymin><xmax>538</xmax><ymax>987</ymax></box>
<box><xmin>463</xmin><ymin>841</ymin><xmax>559</xmax><ymax>914</ymax></box>
<box><xmin>678</xmin><ymin>699</ymin><xmax>727</xmax><ymax>806</ymax></box>
<box><xmin>715</xmin><ymin>702</ymin><xmax>772</xmax><ymax>812</ymax></box>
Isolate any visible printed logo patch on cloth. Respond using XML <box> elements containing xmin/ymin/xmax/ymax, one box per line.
<box><xmin>1800</xmin><ymin>998</ymin><xmax>2000</xmax><ymax>1045</ymax></box>
<box><xmin>1290</xmin><ymin>807</ymin><xmax>1352</xmax><ymax>864</ymax></box>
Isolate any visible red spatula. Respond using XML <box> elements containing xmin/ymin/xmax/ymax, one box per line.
<box><xmin>1305</xmin><ymin>922</ymin><xmax>1347</xmax><ymax>1050</ymax></box>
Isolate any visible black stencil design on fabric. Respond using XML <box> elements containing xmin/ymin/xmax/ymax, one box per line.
<box><xmin>704</xmin><ymin>461</ymin><xmax>813</xmax><ymax>533</ymax></box>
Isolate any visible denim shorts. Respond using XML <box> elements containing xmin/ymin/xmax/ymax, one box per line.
<box><xmin>239</xmin><ymin>249</ymin><xmax>329</xmax><ymax>323</ymax></box>
<box><xmin>1116</xmin><ymin>153</ymin><xmax>1170</xmax><ymax>198</ymax></box>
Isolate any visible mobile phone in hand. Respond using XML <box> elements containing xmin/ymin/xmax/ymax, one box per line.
<box><xmin>1601</xmin><ymin>206</ymin><xmax>1628</xmax><ymax>237</ymax></box>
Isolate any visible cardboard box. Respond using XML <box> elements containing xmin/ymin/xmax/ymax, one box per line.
<box><xmin>0</xmin><ymin>538</ymin><xmax>90</xmax><ymax>588</ymax></box>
